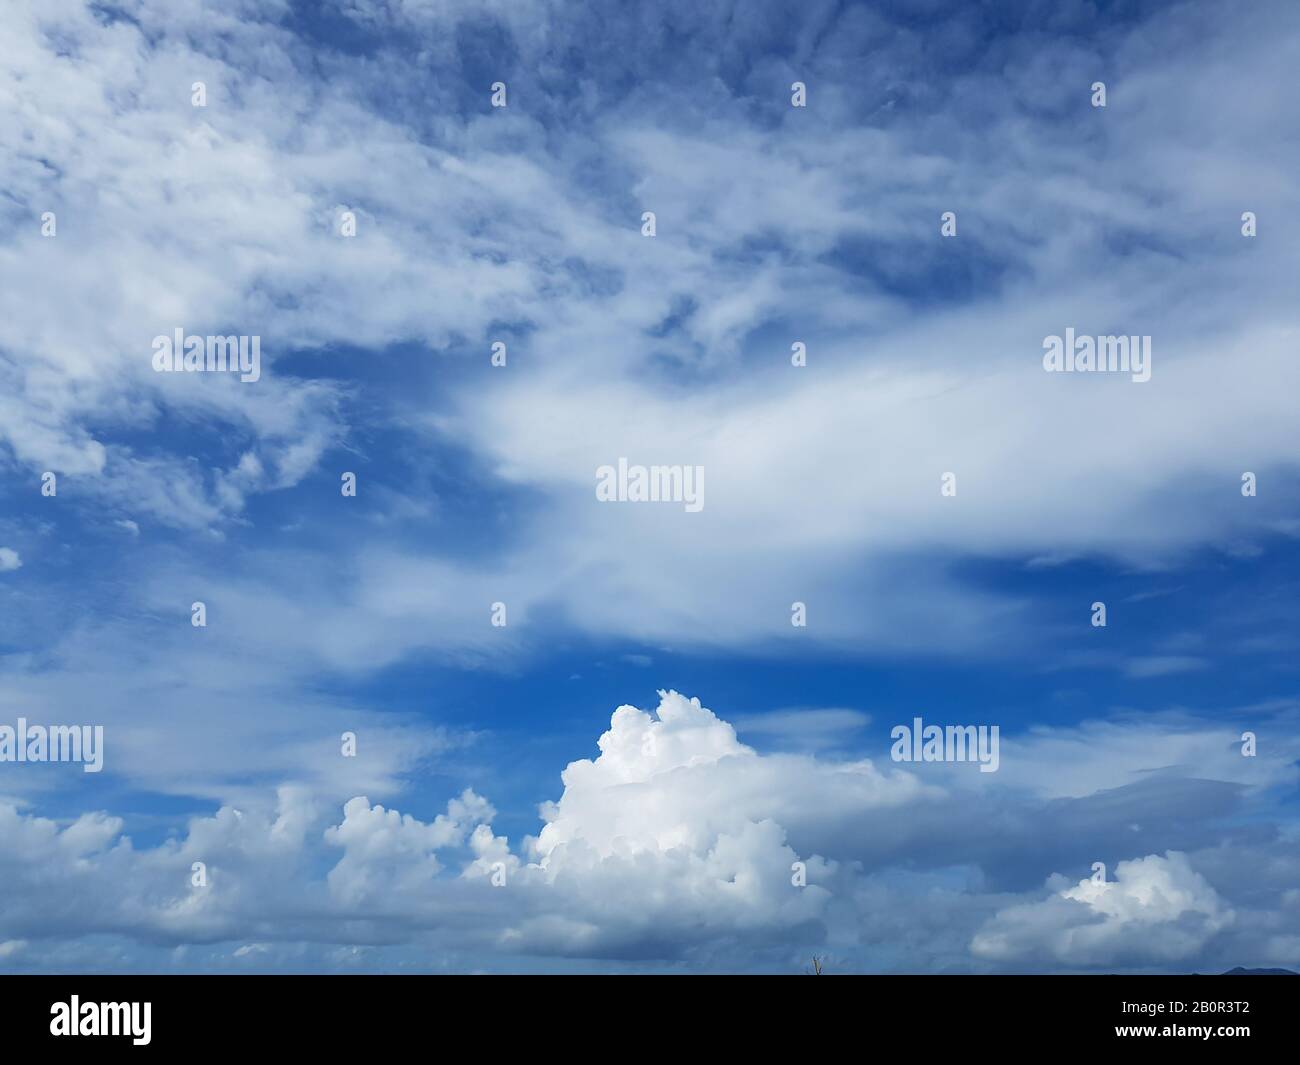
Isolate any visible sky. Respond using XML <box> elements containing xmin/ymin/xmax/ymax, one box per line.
<box><xmin>0</xmin><ymin>0</ymin><xmax>1298</xmax><ymax>974</ymax></box>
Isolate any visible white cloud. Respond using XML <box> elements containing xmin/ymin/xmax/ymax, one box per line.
<box><xmin>0</xmin><ymin>548</ymin><xmax>20</xmax><ymax>572</ymax></box>
<box><xmin>325</xmin><ymin>790</ymin><xmax>494</xmax><ymax>907</ymax></box>
<box><xmin>972</xmin><ymin>852</ymin><xmax>1233</xmax><ymax>966</ymax></box>
<box><xmin>525</xmin><ymin>691</ymin><xmax>923</xmax><ymax>863</ymax></box>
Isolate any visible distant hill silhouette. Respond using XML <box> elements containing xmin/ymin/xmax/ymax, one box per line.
<box><xmin>1220</xmin><ymin>967</ymin><xmax>1298</xmax><ymax>975</ymax></box>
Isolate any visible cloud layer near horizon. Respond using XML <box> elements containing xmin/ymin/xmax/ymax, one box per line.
<box><xmin>1</xmin><ymin>691</ymin><xmax>1297</xmax><ymax>973</ymax></box>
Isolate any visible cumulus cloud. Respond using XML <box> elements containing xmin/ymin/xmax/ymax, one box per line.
<box><xmin>527</xmin><ymin>691</ymin><xmax>917</xmax><ymax>861</ymax></box>
<box><xmin>492</xmin><ymin>691</ymin><xmax>905</xmax><ymax>956</ymax></box>
<box><xmin>972</xmin><ymin>852</ymin><xmax>1233</xmax><ymax>967</ymax></box>
<box><xmin>325</xmin><ymin>790</ymin><xmax>494</xmax><ymax>907</ymax></box>
<box><xmin>0</xmin><ymin>548</ymin><xmax>20</xmax><ymax>572</ymax></box>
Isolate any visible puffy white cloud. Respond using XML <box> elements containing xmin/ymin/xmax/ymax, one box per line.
<box><xmin>0</xmin><ymin>548</ymin><xmax>20</xmax><ymax>572</ymax></box>
<box><xmin>972</xmin><ymin>852</ymin><xmax>1233</xmax><ymax>966</ymax></box>
<box><xmin>325</xmin><ymin>790</ymin><xmax>494</xmax><ymax>906</ymax></box>
<box><xmin>527</xmin><ymin>691</ymin><xmax>921</xmax><ymax>864</ymax></box>
<box><xmin>487</xmin><ymin>690</ymin><xmax>894</xmax><ymax>956</ymax></box>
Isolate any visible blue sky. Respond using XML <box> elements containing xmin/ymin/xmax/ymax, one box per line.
<box><xmin>1</xmin><ymin>0</ymin><xmax>1298</xmax><ymax>973</ymax></box>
